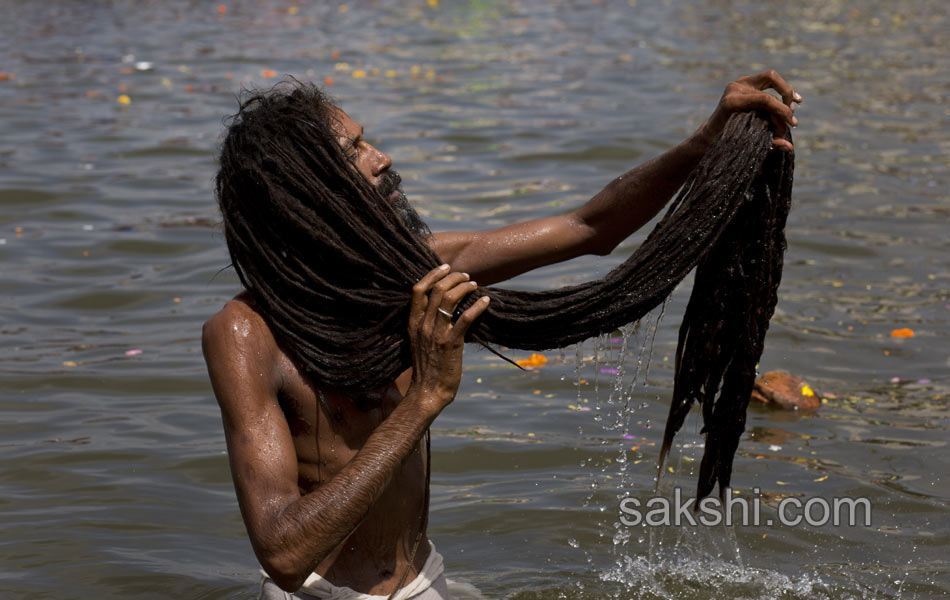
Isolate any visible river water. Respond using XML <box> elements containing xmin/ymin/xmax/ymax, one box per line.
<box><xmin>1</xmin><ymin>1</ymin><xmax>947</xmax><ymax>598</ymax></box>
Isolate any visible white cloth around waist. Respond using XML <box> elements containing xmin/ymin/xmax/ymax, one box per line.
<box><xmin>259</xmin><ymin>541</ymin><xmax>445</xmax><ymax>600</ymax></box>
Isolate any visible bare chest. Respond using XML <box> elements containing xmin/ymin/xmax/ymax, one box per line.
<box><xmin>273</xmin><ymin>354</ymin><xmax>423</xmax><ymax>494</ymax></box>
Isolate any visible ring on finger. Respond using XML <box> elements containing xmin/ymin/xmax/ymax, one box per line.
<box><xmin>437</xmin><ymin>307</ymin><xmax>453</xmax><ymax>318</ymax></box>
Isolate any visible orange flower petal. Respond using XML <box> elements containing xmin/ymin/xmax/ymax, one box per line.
<box><xmin>890</xmin><ymin>328</ymin><xmax>914</xmax><ymax>338</ymax></box>
<box><xmin>515</xmin><ymin>353</ymin><xmax>548</xmax><ymax>368</ymax></box>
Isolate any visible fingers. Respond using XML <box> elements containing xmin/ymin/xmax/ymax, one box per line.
<box><xmin>433</xmin><ymin>281</ymin><xmax>490</xmax><ymax>341</ymax></box>
<box><xmin>709</xmin><ymin>70</ymin><xmax>802</xmax><ymax>154</ymax></box>
<box><xmin>411</xmin><ymin>264</ymin><xmax>451</xmax><ymax>325</ymax></box>
<box><xmin>772</xmin><ymin>136</ymin><xmax>794</xmax><ymax>153</ymax></box>
<box><xmin>410</xmin><ymin>265</ymin><xmax>487</xmax><ymax>338</ymax></box>
<box><xmin>728</xmin><ymin>85</ymin><xmax>796</xmax><ymax>126</ymax></box>
<box><xmin>453</xmin><ymin>295</ymin><xmax>491</xmax><ymax>338</ymax></box>
<box><xmin>727</xmin><ymin>85</ymin><xmax>797</xmax><ymax>152</ymax></box>
<box><xmin>735</xmin><ymin>70</ymin><xmax>802</xmax><ymax>152</ymax></box>
<box><xmin>424</xmin><ymin>271</ymin><xmax>472</xmax><ymax>324</ymax></box>
<box><xmin>753</xmin><ymin>89</ymin><xmax>795</xmax><ymax>152</ymax></box>
<box><xmin>740</xmin><ymin>69</ymin><xmax>803</xmax><ymax>107</ymax></box>
<box><xmin>439</xmin><ymin>278</ymin><xmax>479</xmax><ymax>317</ymax></box>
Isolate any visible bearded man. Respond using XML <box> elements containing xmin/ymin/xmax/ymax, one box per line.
<box><xmin>202</xmin><ymin>70</ymin><xmax>801</xmax><ymax>599</ymax></box>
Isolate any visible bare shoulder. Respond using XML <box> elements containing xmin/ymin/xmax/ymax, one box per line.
<box><xmin>203</xmin><ymin>294</ymin><xmax>273</xmax><ymax>346</ymax></box>
<box><xmin>202</xmin><ymin>294</ymin><xmax>282</xmax><ymax>406</ymax></box>
<box><xmin>203</xmin><ymin>296</ymin><xmax>277</xmax><ymax>363</ymax></box>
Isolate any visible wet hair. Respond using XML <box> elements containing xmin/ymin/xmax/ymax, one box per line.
<box><xmin>216</xmin><ymin>82</ymin><xmax>792</xmax><ymax>500</ymax></box>
<box><xmin>657</xmin><ymin>125</ymin><xmax>793</xmax><ymax>501</ymax></box>
<box><xmin>216</xmin><ymin>82</ymin><xmax>443</xmax><ymax>396</ymax></box>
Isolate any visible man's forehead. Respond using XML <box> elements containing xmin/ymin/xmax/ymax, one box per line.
<box><xmin>330</xmin><ymin>108</ymin><xmax>362</xmax><ymax>139</ymax></box>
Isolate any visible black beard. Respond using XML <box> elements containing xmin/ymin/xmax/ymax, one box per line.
<box><xmin>377</xmin><ymin>170</ymin><xmax>430</xmax><ymax>238</ymax></box>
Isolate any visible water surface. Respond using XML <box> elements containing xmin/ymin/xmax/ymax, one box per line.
<box><xmin>1</xmin><ymin>1</ymin><xmax>947</xmax><ymax>598</ymax></box>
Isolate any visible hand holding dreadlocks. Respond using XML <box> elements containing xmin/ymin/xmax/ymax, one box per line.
<box><xmin>698</xmin><ymin>69</ymin><xmax>801</xmax><ymax>153</ymax></box>
<box><xmin>406</xmin><ymin>265</ymin><xmax>491</xmax><ymax>415</ymax></box>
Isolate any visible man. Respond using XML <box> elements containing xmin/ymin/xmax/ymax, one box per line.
<box><xmin>203</xmin><ymin>70</ymin><xmax>801</xmax><ymax>599</ymax></box>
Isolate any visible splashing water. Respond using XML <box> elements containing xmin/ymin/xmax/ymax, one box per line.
<box><xmin>567</xmin><ymin>302</ymin><xmax>865</xmax><ymax>600</ymax></box>
<box><xmin>599</xmin><ymin>552</ymin><xmax>834</xmax><ymax>600</ymax></box>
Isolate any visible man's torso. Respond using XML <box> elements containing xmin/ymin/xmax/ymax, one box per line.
<box><xmin>228</xmin><ymin>293</ymin><xmax>430</xmax><ymax>593</ymax></box>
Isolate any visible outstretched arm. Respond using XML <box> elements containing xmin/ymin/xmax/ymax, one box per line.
<box><xmin>202</xmin><ymin>266</ymin><xmax>489</xmax><ymax>592</ymax></box>
<box><xmin>433</xmin><ymin>70</ymin><xmax>801</xmax><ymax>285</ymax></box>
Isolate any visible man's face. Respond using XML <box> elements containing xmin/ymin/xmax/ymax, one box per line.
<box><xmin>332</xmin><ymin>108</ymin><xmax>429</xmax><ymax>236</ymax></box>
<box><xmin>332</xmin><ymin>108</ymin><xmax>392</xmax><ymax>191</ymax></box>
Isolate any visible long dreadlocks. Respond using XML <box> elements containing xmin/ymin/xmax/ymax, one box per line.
<box><xmin>215</xmin><ymin>82</ymin><xmax>793</xmax><ymax>500</ymax></box>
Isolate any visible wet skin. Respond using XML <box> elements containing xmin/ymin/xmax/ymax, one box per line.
<box><xmin>202</xmin><ymin>71</ymin><xmax>802</xmax><ymax>594</ymax></box>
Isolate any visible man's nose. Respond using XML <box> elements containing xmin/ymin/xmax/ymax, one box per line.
<box><xmin>368</xmin><ymin>144</ymin><xmax>392</xmax><ymax>177</ymax></box>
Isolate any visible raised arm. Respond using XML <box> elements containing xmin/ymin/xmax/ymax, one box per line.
<box><xmin>433</xmin><ymin>70</ymin><xmax>801</xmax><ymax>285</ymax></box>
<box><xmin>202</xmin><ymin>266</ymin><xmax>489</xmax><ymax>592</ymax></box>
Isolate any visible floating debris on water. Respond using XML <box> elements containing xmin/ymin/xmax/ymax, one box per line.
<box><xmin>515</xmin><ymin>353</ymin><xmax>547</xmax><ymax>368</ymax></box>
<box><xmin>750</xmin><ymin>371</ymin><xmax>821</xmax><ymax>411</ymax></box>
